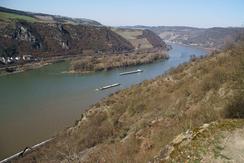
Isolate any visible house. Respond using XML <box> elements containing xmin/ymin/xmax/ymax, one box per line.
<box><xmin>7</xmin><ymin>57</ymin><xmax>14</xmax><ymax>63</ymax></box>
<box><xmin>0</xmin><ymin>57</ymin><xmax>6</xmax><ymax>64</ymax></box>
<box><xmin>22</xmin><ymin>55</ymin><xmax>32</xmax><ymax>61</ymax></box>
<box><xmin>15</xmin><ymin>56</ymin><xmax>21</xmax><ymax>61</ymax></box>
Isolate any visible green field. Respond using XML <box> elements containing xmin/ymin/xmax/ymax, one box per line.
<box><xmin>0</xmin><ymin>11</ymin><xmax>37</xmax><ymax>22</ymax></box>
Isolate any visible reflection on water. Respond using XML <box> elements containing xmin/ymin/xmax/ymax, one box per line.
<box><xmin>0</xmin><ymin>44</ymin><xmax>207</xmax><ymax>159</ymax></box>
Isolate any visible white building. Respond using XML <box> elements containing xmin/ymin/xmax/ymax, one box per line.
<box><xmin>22</xmin><ymin>55</ymin><xmax>32</xmax><ymax>61</ymax></box>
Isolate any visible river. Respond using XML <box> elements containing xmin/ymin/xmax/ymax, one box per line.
<box><xmin>0</xmin><ymin>44</ymin><xmax>207</xmax><ymax>160</ymax></box>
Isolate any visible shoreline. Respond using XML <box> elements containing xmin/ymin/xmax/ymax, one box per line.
<box><xmin>165</xmin><ymin>41</ymin><xmax>218</xmax><ymax>53</ymax></box>
<box><xmin>0</xmin><ymin>138</ymin><xmax>54</xmax><ymax>163</ymax></box>
<box><xmin>0</xmin><ymin>55</ymin><xmax>81</xmax><ymax>77</ymax></box>
<box><xmin>0</xmin><ymin>62</ymin><xmax>51</xmax><ymax>77</ymax></box>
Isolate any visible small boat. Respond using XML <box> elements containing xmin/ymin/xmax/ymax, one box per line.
<box><xmin>96</xmin><ymin>83</ymin><xmax>120</xmax><ymax>91</ymax></box>
<box><xmin>119</xmin><ymin>69</ymin><xmax>143</xmax><ymax>76</ymax></box>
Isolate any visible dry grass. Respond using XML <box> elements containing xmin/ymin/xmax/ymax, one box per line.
<box><xmin>165</xmin><ymin>119</ymin><xmax>244</xmax><ymax>162</ymax></box>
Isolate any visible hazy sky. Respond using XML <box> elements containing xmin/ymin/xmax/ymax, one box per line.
<box><xmin>1</xmin><ymin>0</ymin><xmax>244</xmax><ymax>27</ymax></box>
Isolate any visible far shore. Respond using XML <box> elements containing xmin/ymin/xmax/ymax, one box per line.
<box><xmin>165</xmin><ymin>41</ymin><xmax>218</xmax><ymax>53</ymax></box>
<box><xmin>0</xmin><ymin>43</ymin><xmax>215</xmax><ymax>77</ymax></box>
<box><xmin>0</xmin><ymin>54</ymin><xmax>82</xmax><ymax>77</ymax></box>
<box><xmin>0</xmin><ymin>62</ymin><xmax>51</xmax><ymax>76</ymax></box>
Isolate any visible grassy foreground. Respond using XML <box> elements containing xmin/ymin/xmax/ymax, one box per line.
<box><xmin>15</xmin><ymin>40</ymin><xmax>244</xmax><ymax>162</ymax></box>
<box><xmin>155</xmin><ymin>119</ymin><xmax>244</xmax><ymax>162</ymax></box>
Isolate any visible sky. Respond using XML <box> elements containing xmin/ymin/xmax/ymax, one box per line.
<box><xmin>1</xmin><ymin>0</ymin><xmax>244</xmax><ymax>28</ymax></box>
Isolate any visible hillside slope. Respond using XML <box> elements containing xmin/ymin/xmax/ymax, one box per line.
<box><xmin>12</xmin><ymin>37</ymin><xmax>244</xmax><ymax>162</ymax></box>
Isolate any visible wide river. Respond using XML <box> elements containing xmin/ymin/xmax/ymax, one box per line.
<box><xmin>0</xmin><ymin>44</ymin><xmax>207</xmax><ymax>160</ymax></box>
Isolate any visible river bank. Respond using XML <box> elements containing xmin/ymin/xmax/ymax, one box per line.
<box><xmin>0</xmin><ymin>54</ymin><xmax>82</xmax><ymax>76</ymax></box>
<box><xmin>164</xmin><ymin>41</ymin><xmax>218</xmax><ymax>53</ymax></box>
<box><xmin>0</xmin><ymin>62</ymin><xmax>51</xmax><ymax>76</ymax></box>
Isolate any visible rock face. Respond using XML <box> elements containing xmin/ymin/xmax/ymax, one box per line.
<box><xmin>14</xmin><ymin>22</ymin><xmax>43</xmax><ymax>49</ymax></box>
<box><xmin>0</xmin><ymin>21</ymin><xmax>134</xmax><ymax>57</ymax></box>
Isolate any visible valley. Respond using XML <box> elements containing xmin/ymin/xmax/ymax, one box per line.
<box><xmin>0</xmin><ymin>3</ymin><xmax>244</xmax><ymax>163</ymax></box>
<box><xmin>10</xmin><ymin>38</ymin><xmax>244</xmax><ymax>163</ymax></box>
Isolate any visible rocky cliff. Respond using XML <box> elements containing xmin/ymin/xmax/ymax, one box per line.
<box><xmin>0</xmin><ymin>21</ymin><xmax>134</xmax><ymax>57</ymax></box>
<box><xmin>0</xmin><ymin>7</ymin><xmax>136</xmax><ymax>58</ymax></box>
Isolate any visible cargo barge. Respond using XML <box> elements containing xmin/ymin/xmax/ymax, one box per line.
<box><xmin>96</xmin><ymin>83</ymin><xmax>120</xmax><ymax>91</ymax></box>
<box><xmin>119</xmin><ymin>69</ymin><xmax>143</xmax><ymax>76</ymax></box>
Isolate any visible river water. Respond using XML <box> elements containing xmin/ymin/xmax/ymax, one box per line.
<box><xmin>0</xmin><ymin>44</ymin><xmax>207</xmax><ymax>160</ymax></box>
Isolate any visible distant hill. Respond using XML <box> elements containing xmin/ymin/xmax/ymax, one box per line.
<box><xmin>123</xmin><ymin>26</ymin><xmax>244</xmax><ymax>49</ymax></box>
<box><xmin>0</xmin><ymin>6</ymin><xmax>101</xmax><ymax>26</ymax></box>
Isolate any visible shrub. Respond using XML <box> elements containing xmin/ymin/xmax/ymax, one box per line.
<box><xmin>224</xmin><ymin>95</ymin><xmax>244</xmax><ymax>118</ymax></box>
<box><xmin>78</xmin><ymin>112</ymin><xmax>114</xmax><ymax>149</ymax></box>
